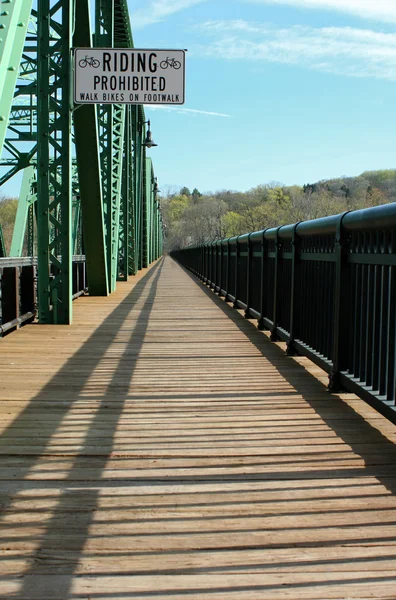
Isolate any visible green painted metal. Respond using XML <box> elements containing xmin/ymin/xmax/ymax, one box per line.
<box><xmin>73</xmin><ymin>0</ymin><xmax>108</xmax><ymax>296</ymax></box>
<box><xmin>0</xmin><ymin>0</ymin><xmax>32</xmax><ymax>156</ymax></box>
<box><xmin>0</xmin><ymin>7</ymin><xmax>38</xmax><ymax>189</ymax></box>
<box><xmin>0</xmin><ymin>222</ymin><xmax>6</xmax><ymax>257</ymax></box>
<box><xmin>9</xmin><ymin>165</ymin><xmax>35</xmax><ymax>256</ymax></box>
<box><xmin>0</xmin><ymin>0</ymin><xmax>164</xmax><ymax>326</ymax></box>
<box><xmin>37</xmin><ymin>0</ymin><xmax>73</xmax><ymax>324</ymax></box>
<box><xmin>117</xmin><ymin>105</ymin><xmax>132</xmax><ymax>281</ymax></box>
<box><xmin>109</xmin><ymin>103</ymin><xmax>125</xmax><ymax>289</ymax></box>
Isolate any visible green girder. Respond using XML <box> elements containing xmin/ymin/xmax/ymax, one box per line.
<box><xmin>0</xmin><ymin>0</ymin><xmax>164</xmax><ymax>325</ymax></box>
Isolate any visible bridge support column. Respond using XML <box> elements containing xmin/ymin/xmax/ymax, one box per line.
<box><xmin>37</xmin><ymin>0</ymin><xmax>73</xmax><ymax>324</ymax></box>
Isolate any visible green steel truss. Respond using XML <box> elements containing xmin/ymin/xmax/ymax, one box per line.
<box><xmin>0</xmin><ymin>0</ymin><xmax>163</xmax><ymax>324</ymax></box>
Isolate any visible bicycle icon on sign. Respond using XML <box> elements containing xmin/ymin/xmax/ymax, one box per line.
<box><xmin>160</xmin><ymin>57</ymin><xmax>181</xmax><ymax>70</ymax></box>
<box><xmin>78</xmin><ymin>55</ymin><xmax>100</xmax><ymax>68</ymax></box>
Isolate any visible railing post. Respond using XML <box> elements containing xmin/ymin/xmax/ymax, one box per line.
<box><xmin>208</xmin><ymin>243</ymin><xmax>213</xmax><ymax>287</ymax></box>
<box><xmin>270</xmin><ymin>227</ymin><xmax>282</xmax><ymax>341</ymax></box>
<box><xmin>224</xmin><ymin>239</ymin><xmax>230</xmax><ymax>301</ymax></box>
<box><xmin>244</xmin><ymin>233</ymin><xmax>253</xmax><ymax>318</ymax></box>
<box><xmin>329</xmin><ymin>212</ymin><xmax>351</xmax><ymax>392</ymax></box>
<box><xmin>1</xmin><ymin>267</ymin><xmax>19</xmax><ymax>333</ymax></box>
<box><xmin>233</xmin><ymin>236</ymin><xmax>240</xmax><ymax>309</ymax></box>
<box><xmin>218</xmin><ymin>241</ymin><xmax>223</xmax><ymax>296</ymax></box>
<box><xmin>286</xmin><ymin>222</ymin><xmax>301</xmax><ymax>355</ymax></box>
<box><xmin>20</xmin><ymin>265</ymin><xmax>36</xmax><ymax>318</ymax></box>
<box><xmin>211</xmin><ymin>242</ymin><xmax>217</xmax><ymax>290</ymax></box>
<box><xmin>258</xmin><ymin>230</ymin><xmax>268</xmax><ymax>330</ymax></box>
<box><xmin>203</xmin><ymin>244</ymin><xmax>208</xmax><ymax>284</ymax></box>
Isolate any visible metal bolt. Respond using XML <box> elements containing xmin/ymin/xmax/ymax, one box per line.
<box><xmin>17</xmin><ymin>21</ymin><xmax>25</xmax><ymax>26</ymax></box>
<box><xmin>0</xmin><ymin>10</ymin><xmax>9</xmax><ymax>15</ymax></box>
<box><xmin>7</xmin><ymin>66</ymin><xmax>15</xmax><ymax>71</ymax></box>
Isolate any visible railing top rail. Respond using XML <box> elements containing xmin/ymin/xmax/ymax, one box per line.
<box><xmin>342</xmin><ymin>203</ymin><xmax>396</xmax><ymax>232</ymax></box>
<box><xmin>0</xmin><ymin>257</ymin><xmax>36</xmax><ymax>268</ymax></box>
<box><xmin>0</xmin><ymin>255</ymin><xmax>86</xmax><ymax>268</ymax></box>
<box><xmin>197</xmin><ymin>202</ymin><xmax>396</xmax><ymax>250</ymax></box>
<box><xmin>296</xmin><ymin>214</ymin><xmax>341</xmax><ymax>237</ymax></box>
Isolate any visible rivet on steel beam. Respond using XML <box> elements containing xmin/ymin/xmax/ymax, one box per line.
<box><xmin>0</xmin><ymin>10</ymin><xmax>9</xmax><ymax>15</ymax></box>
<box><xmin>7</xmin><ymin>66</ymin><xmax>15</xmax><ymax>71</ymax></box>
<box><xmin>17</xmin><ymin>21</ymin><xmax>25</xmax><ymax>26</ymax></box>
<box><xmin>0</xmin><ymin>24</ymin><xmax>5</xmax><ymax>29</ymax></box>
<box><xmin>0</xmin><ymin>116</ymin><xmax>4</xmax><ymax>121</ymax></box>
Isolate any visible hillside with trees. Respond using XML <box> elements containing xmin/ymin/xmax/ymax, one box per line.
<box><xmin>162</xmin><ymin>170</ymin><xmax>396</xmax><ymax>250</ymax></box>
<box><xmin>0</xmin><ymin>196</ymin><xmax>18</xmax><ymax>254</ymax></box>
<box><xmin>1</xmin><ymin>169</ymin><xmax>395</xmax><ymax>255</ymax></box>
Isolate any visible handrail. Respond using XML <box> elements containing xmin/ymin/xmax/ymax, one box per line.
<box><xmin>0</xmin><ymin>255</ymin><xmax>86</xmax><ymax>268</ymax></box>
<box><xmin>171</xmin><ymin>201</ymin><xmax>396</xmax><ymax>424</ymax></box>
<box><xmin>0</xmin><ymin>255</ymin><xmax>87</xmax><ymax>335</ymax></box>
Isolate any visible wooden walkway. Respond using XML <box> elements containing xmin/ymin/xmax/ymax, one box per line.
<box><xmin>1</xmin><ymin>256</ymin><xmax>396</xmax><ymax>599</ymax></box>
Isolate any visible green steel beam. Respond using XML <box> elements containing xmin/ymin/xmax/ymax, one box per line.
<box><xmin>0</xmin><ymin>222</ymin><xmax>5</xmax><ymax>257</ymax></box>
<box><xmin>37</xmin><ymin>0</ymin><xmax>73</xmax><ymax>324</ymax></box>
<box><xmin>109</xmin><ymin>103</ymin><xmax>125</xmax><ymax>289</ymax></box>
<box><xmin>9</xmin><ymin>164</ymin><xmax>35</xmax><ymax>256</ymax></box>
<box><xmin>0</xmin><ymin>0</ymin><xmax>32</xmax><ymax>156</ymax></box>
<box><xmin>72</xmin><ymin>197</ymin><xmax>80</xmax><ymax>255</ymax></box>
<box><xmin>143</xmin><ymin>156</ymin><xmax>154</xmax><ymax>268</ymax></box>
<box><xmin>0</xmin><ymin>0</ymin><xmax>164</xmax><ymax>326</ymax></box>
<box><xmin>117</xmin><ymin>105</ymin><xmax>132</xmax><ymax>281</ymax></box>
<box><xmin>0</xmin><ymin>9</ymin><xmax>38</xmax><ymax>191</ymax></box>
<box><xmin>73</xmin><ymin>0</ymin><xmax>108</xmax><ymax>295</ymax></box>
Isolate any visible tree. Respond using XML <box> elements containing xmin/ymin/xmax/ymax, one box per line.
<box><xmin>0</xmin><ymin>196</ymin><xmax>18</xmax><ymax>254</ymax></box>
<box><xmin>162</xmin><ymin>169</ymin><xmax>396</xmax><ymax>250</ymax></box>
<box><xmin>179</xmin><ymin>186</ymin><xmax>191</xmax><ymax>197</ymax></box>
<box><xmin>192</xmin><ymin>188</ymin><xmax>202</xmax><ymax>203</ymax></box>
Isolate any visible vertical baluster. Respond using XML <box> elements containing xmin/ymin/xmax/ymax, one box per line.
<box><xmin>233</xmin><ymin>236</ymin><xmax>240</xmax><ymax>309</ymax></box>
<box><xmin>386</xmin><ymin>258</ymin><xmax>396</xmax><ymax>403</ymax></box>
<box><xmin>329</xmin><ymin>212</ymin><xmax>351</xmax><ymax>393</ymax></box>
<box><xmin>225</xmin><ymin>239</ymin><xmax>231</xmax><ymax>302</ymax></box>
<box><xmin>286</xmin><ymin>223</ymin><xmax>301</xmax><ymax>355</ymax></box>
<box><xmin>270</xmin><ymin>227</ymin><xmax>281</xmax><ymax>341</ymax></box>
<box><xmin>258</xmin><ymin>230</ymin><xmax>267</xmax><ymax>330</ymax></box>
<box><xmin>244</xmin><ymin>233</ymin><xmax>253</xmax><ymax>318</ymax></box>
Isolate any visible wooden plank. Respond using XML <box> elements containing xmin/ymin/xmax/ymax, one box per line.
<box><xmin>0</xmin><ymin>256</ymin><xmax>396</xmax><ymax>599</ymax></box>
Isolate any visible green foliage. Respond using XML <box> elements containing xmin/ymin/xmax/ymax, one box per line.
<box><xmin>163</xmin><ymin>169</ymin><xmax>396</xmax><ymax>250</ymax></box>
<box><xmin>179</xmin><ymin>186</ymin><xmax>191</xmax><ymax>197</ymax></box>
<box><xmin>0</xmin><ymin>196</ymin><xmax>18</xmax><ymax>255</ymax></box>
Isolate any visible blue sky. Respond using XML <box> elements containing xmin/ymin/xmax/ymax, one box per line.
<box><xmin>2</xmin><ymin>0</ymin><xmax>396</xmax><ymax>198</ymax></box>
<box><xmin>130</xmin><ymin>0</ymin><xmax>396</xmax><ymax>194</ymax></box>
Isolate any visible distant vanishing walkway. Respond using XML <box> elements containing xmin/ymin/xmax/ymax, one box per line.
<box><xmin>0</xmin><ymin>256</ymin><xmax>396</xmax><ymax>599</ymax></box>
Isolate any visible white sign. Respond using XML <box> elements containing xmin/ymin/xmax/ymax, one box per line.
<box><xmin>74</xmin><ymin>48</ymin><xmax>186</xmax><ymax>105</ymax></box>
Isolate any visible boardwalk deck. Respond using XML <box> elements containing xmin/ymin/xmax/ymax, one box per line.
<box><xmin>1</xmin><ymin>256</ymin><xmax>396</xmax><ymax>599</ymax></box>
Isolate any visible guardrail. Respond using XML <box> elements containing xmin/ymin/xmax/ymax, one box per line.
<box><xmin>0</xmin><ymin>256</ymin><xmax>87</xmax><ymax>335</ymax></box>
<box><xmin>171</xmin><ymin>203</ymin><xmax>396</xmax><ymax>423</ymax></box>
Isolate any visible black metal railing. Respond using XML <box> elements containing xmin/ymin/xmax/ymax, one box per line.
<box><xmin>0</xmin><ymin>256</ymin><xmax>87</xmax><ymax>336</ymax></box>
<box><xmin>171</xmin><ymin>203</ymin><xmax>396</xmax><ymax>424</ymax></box>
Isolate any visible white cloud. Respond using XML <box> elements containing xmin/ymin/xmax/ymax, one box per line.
<box><xmin>196</xmin><ymin>20</ymin><xmax>396</xmax><ymax>80</ymax></box>
<box><xmin>245</xmin><ymin>0</ymin><xmax>396</xmax><ymax>24</ymax></box>
<box><xmin>146</xmin><ymin>105</ymin><xmax>231</xmax><ymax>117</ymax></box>
<box><xmin>131</xmin><ymin>0</ymin><xmax>206</xmax><ymax>29</ymax></box>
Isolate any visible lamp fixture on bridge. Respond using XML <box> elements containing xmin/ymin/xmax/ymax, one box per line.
<box><xmin>143</xmin><ymin>120</ymin><xmax>158</xmax><ymax>148</ymax></box>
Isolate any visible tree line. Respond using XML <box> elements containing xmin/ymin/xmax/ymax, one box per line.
<box><xmin>1</xmin><ymin>169</ymin><xmax>395</xmax><ymax>255</ymax></box>
<box><xmin>162</xmin><ymin>171</ymin><xmax>396</xmax><ymax>250</ymax></box>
